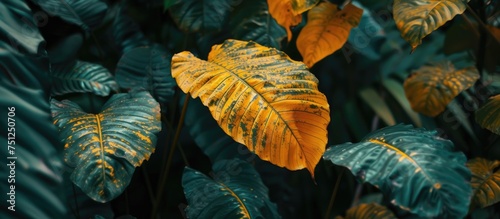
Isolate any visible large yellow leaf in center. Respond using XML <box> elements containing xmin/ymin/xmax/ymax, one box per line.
<box><xmin>296</xmin><ymin>2</ymin><xmax>362</xmax><ymax>68</ymax></box>
<box><xmin>171</xmin><ymin>39</ymin><xmax>330</xmax><ymax>176</ymax></box>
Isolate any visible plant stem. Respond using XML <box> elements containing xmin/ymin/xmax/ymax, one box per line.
<box><xmin>151</xmin><ymin>94</ymin><xmax>190</xmax><ymax>219</ymax></box>
<box><xmin>350</xmin><ymin>183</ymin><xmax>363</xmax><ymax>208</ymax></box>
<box><xmin>142</xmin><ymin>165</ymin><xmax>156</xmax><ymax>205</ymax></box>
<box><xmin>71</xmin><ymin>184</ymin><xmax>81</xmax><ymax>219</ymax></box>
<box><xmin>324</xmin><ymin>168</ymin><xmax>345</xmax><ymax>219</ymax></box>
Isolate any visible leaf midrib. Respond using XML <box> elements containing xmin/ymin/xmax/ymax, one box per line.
<box><xmin>218</xmin><ymin>182</ymin><xmax>250</xmax><ymax>218</ymax></box>
<box><xmin>95</xmin><ymin>114</ymin><xmax>106</xmax><ymax>193</ymax></box>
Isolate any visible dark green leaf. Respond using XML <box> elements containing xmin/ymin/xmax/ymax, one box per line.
<box><xmin>182</xmin><ymin>159</ymin><xmax>281</xmax><ymax>219</ymax></box>
<box><xmin>112</xmin><ymin>11</ymin><xmax>150</xmax><ymax>54</ymax></box>
<box><xmin>51</xmin><ymin>60</ymin><xmax>119</xmax><ymax>96</ymax></box>
<box><xmin>164</xmin><ymin>0</ymin><xmax>178</xmax><ymax>11</ymax></box>
<box><xmin>0</xmin><ymin>0</ymin><xmax>45</xmax><ymax>55</ymax></box>
<box><xmin>51</xmin><ymin>91</ymin><xmax>162</xmax><ymax>202</ymax></box>
<box><xmin>31</xmin><ymin>0</ymin><xmax>108</xmax><ymax>32</ymax></box>
<box><xmin>0</xmin><ymin>40</ymin><xmax>66</xmax><ymax>218</ymax></box>
<box><xmin>169</xmin><ymin>0</ymin><xmax>238</xmax><ymax>33</ymax></box>
<box><xmin>115</xmin><ymin>45</ymin><xmax>175</xmax><ymax>104</ymax></box>
<box><xmin>229</xmin><ymin>0</ymin><xmax>286</xmax><ymax>49</ymax></box>
<box><xmin>359</xmin><ymin>88</ymin><xmax>395</xmax><ymax>126</ymax></box>
<box><xmin>323</xmin><ymin>124</ymin><xmax>472</xmax><ymax>218</ymax></box>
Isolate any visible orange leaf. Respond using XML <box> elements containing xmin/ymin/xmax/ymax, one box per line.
<box><xmin>267</xmin><ymin>0</ymin><xmax>319</xmax><ymax>42</ymax></box>
<box><xmin>171</xmin><ymin>40</ymin><xmax>330</xmax><ymax>176</ymax></box>
<box><xmin>403</xmin><ymin>61</ymin><xmax>479</xmax><ymax>117</ymax></box>
<box><xmin>296</xmin><ymin>2</ymin><xmax>362</xmax><ymax>67</ymax></box>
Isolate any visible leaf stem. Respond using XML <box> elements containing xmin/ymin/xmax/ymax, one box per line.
<box><xmin>141</xmin><ymin>165</ymin><xmax>156</xmax><ymax>205</ymax></box>
<box><xmin>151</xmin><ymin>94</ymin><xmax>190</xmax><ymax>219</ymax></box>
<box><xmin>324</xmin><ymin>168</ymin><xmax>345</xmax><ymax>219</ymax></box>
<box><xmin>71</xmin><ymin>183</ymin><xmax>81</xmax><ymax>219</ymax></box>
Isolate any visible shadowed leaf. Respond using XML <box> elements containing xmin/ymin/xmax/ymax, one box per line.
<box><xmin>171</xmin><ymin>39</ymin><xmax>330</xmax><ymax>176</ymax></box>
<box><xmin>323</xmin><ymin>124</ymin><xmax>472</xmax><ymax>218</ymax></box>
<box><xmin>115</xmin><ymin>45</ymin><xmax>175</xmax><ymax>104</ymax></box>
<box><xmin>230</xmin><ymin>0</ymin><xmax>286</xmax><ymax>49</ymax></box>
<box><xmin>112</xmin><ymin>11</ymin><xmax>150</xmax><ymax>54</ymax></box>
<box><xmin>336</xmin><ymin>203</ymin><xmax>397</xmax><ymax>219</ymax></box>
<box><xmin>50</xmin><ymin>60</ymin><xmax>119</xmax><ymax>97</ymax></box>
<box><xmin>182</xmin><ymin>159</ymin><xmax>280</xmax><ymax>218</ymax></box>
<box><xmin>467</xmin><ymin>158</ymin><xmax>500</xmax><ymax>208</ymax></box>
<box><xmin>296</xmin><ymin>2</ymin><xmax>362</xmax><ymax>67</ymax></box>
<box><xmin>169</xmin><ymin>0</ymin><xmax>237</xmax><ymax>33</ymax></box>
<box><xmin>476</xmin><ymin>94</ymin><xmax>500</xmax><ymax>135</ymax></box>
<box><xmin>31</xmin><ymin>0</ymin><xmax>108</xmax><ymax>32</ymax></box>
<box><xmin>403</xmin><ymin>61</ymin><xmax>479</xmax><ymax>117</ymax></box>
<box><xmin>267</xmin><ymin>0</ymin><xmax>319</xmax><ymax>41</ymax></box>
<box><xmin>393</xmin><ymin>0</ymin><xmax>469</xmax><ymax>50</ymax></box>
<box><xmin>51</xmin><ymin>91</ymin><xmax>161</xmax><ymax>202</ymax></box>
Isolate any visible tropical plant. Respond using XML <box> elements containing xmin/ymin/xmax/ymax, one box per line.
<box><xmin>1</xmin><ymin>0</ymin><xmax>499</xmax><ymax>219</ymax></box>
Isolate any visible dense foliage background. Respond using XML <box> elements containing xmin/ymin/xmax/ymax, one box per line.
<box><xmin>0</xmin><ymin>0</ymin><xmax>499</xmax><ymax>218</ymax></box>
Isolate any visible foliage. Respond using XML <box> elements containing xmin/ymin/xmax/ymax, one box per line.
<box><xmin>1</xmin><ymin>0</ymin><xmax>499</xmax><ymax>218</ymax></box>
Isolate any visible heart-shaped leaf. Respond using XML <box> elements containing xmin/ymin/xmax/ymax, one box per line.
<box><xmin>404</xmin><ymin>60</ymin><xmax>479</xmax><ymax>117</ymax></box>
<box><xmin>475</xmin><ymin>94</ymin><xmax>500</xmax><ymax>135</ymax></box>
<box><xmin>336</xmin><ymin>203</ymin><xmax>397</xmax><ymax>219</ymax></box>
<box><xmin>296</xmin><ymin>2</ymin><xmax>362</xmax><ymax>67</ymax></box>
<box><xmin>50</xmin><ymin>60</ymin><xmax>119</xmax><ymax>97</ymax></box>
<box><xmin>229</xmin><ymin>0</ymin><xmax>286</xmax><ymax>49</ymax></box>
<box><xmin>51</xmin><ymin>91</ymin><xmax>161</xmax><ymax>202</ymax></box>
<box><xmin>115</xmin><ymin>45</ymin><xmax>175</xmax><ymax>104</ymax></box>
<box><xmin>467</xmin><ymin>158</ymin><xmax>500</xmax><ymax>208</ymax></box>
<box><xmin>323</xmin><ymin>124</ymin><xmax>471</xmax><ymax>218</ymax></box>
<box><xmin>393</xmin><ymin>0</ymin><xmax>469</xmax><ymax>50</ymax></box>
<box><xmin>267</xmin><ymin>0</ymin><xmax>319</xmax><ymax>41</ymax></box>
<box><xmin>171</xmin><ymin>39</ymin><xmax>330</xmax><ymax>176</ymax></box>
<box><xmin>112</xmin><ymin>12</ymin><xmax>150</xmax><ymax>54</ymax></box>
<box><xmin>182</xmin><ymin>159</ymin><xmax>281</xmax><ymax>218</ymax></box>
<box><xmin>31</xmin><ymin>0</ymin><xmax>108</xmax><ymax>32</ymax></box>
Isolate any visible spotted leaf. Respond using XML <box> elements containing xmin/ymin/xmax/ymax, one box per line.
<box><xmin>323</xmin><ymin>124</ymin><xmax>472</xmax><ymax>218</ymax></box>
<box><xmin>467</xmin><ymin>158</ymin><xmax>500</xmax><ymax>208</ymax></box>
<box><xmin>475</xmin><ymin>94</ymin><xmax>500</xmax><ymax>135</ymax></box>
<box><xmin>182</xmin><ymin>159</ymin><xmax>280</xmax><ymax>218</ymax></box>
<box><xmin>393</xmin><ymin>0</ymin><xmax>469</xmax><ymax>50</ymax></box>
<box><xmin>50</xmin><ymin>91</ymin><xmax>161</xmax><ymax>202</ymax></box>
<box><xmin>296</xmin><ymin>2</ymin><xmax>362</xmax><ymax>67</ymax></box>
<box><xmin>171</xmin><ymin>39</ymin><xmax>330</xmax><ymax>176</ymax></box>
<box><xmin>403</xmin><ymin>61</ymin><xmax>479</xmax><ymax>117</ymax></box>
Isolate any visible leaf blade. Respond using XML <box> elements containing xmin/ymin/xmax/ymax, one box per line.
<box><xmin>296</xmin><ymin>2</ymin><xmax>362</xmax><ymax>67</ymax></box>
<box><xmin>467</xmin><ymin>158</ymin><xmax>500</xmax><ymax>208</ymax></box>
<box><xmin>171</xmin><ymin>39</ymin><xmax>330</xmax><ymax>176</ymax></box>
<box><xmin>323</xmin><ymin>124</ymin><xmax>472</xmax><ymax>218</ymax></box>
<box><xmin>475</xmin><ymin>94</ymin><xmax>500</xmax><ymax>135</ymax></box>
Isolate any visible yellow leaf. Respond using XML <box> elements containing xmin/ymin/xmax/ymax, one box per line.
<box><xmin>393</xmin><ymin>0</ymin><xmax>470</xmax><ymax>50</ymax></box>
<box><xmin>476</xmin><ymin>94</ymin><xmax>500</xmax><ymax>135</ymax></box>
<box><xmin>267</xmin><ymin>0</ymin><xmax>319</xmax><ymax>42</ymax></box>
<box><xmin>336</xmin><ymin>203</ymin><xmax>398</xmax><ymax>219</ymax></box>
<box><xmin>171</xmin><ymin>39</ymin><xmax>330</xmax><ymax>176</ymax></box>
<box><xmin>403</xmin><ymin>61</ymin><xmax>479</xmax><ymax>117</ymax></box>
<box><xmin>297</xmin><ymin>2</ymin><xmax>362</xmax><ymax>67</ymax></box>
<box><xmin>467</xmin><ymin>158</ymin><xmax>500</xmax><ymax>208</ymax></box>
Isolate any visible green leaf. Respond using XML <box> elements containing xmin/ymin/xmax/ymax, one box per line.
<box><xmin>51</xmin><ymin>91</ymin><xmax>162</xmax><ymax>202</ymax></box>
<box><xmin>467</xmin><ymin>158</ymin><xmax>500</xmax><ymax>208</ymax></box>
<box><xmin>31</xmin><ymin>0</ymin><xmax>108</xmax><ymax>32</ymax></box>
<box><xmin>359</xmin><ymin>88</ymin><xmax>396</xmax><ymax>126</ymax></box>
<box><xmin>169</xmin><ymin>0</ymin><xmax>238</xmax><ymax>33</ymax></box>
<box><xmin>336</xmin><ymin>203</ymin><xmax>397</xmax><ymax>219</ymax></box>
<box><xmin>115</xmin><ymin>45</ymin><xmax>175</xmax><ymax>104</ymax></box>
<box><xmin>393</xmin><ymin>0</ymin><xmax>469</xmax><ymax>50</ymax></box>
<box><xmin>229</xmin><ymin>0</ymin><xmax>286</xmax><ymax>49</ymax></box>
<box><xmin>0</xmin><ymin>0</ymin><xmax>45</xmax><ymax>55</ymax></box>
<box><xmin>476</xmin><ymin>94</ymin><xmax>500</xmax><ymax>135</ymax></box>
<box><xmin>182</xmin><ymin>159</ymin><xmax>281</xmax><ymax>219</ymax></box>
<box><xmin>164</xmin><ymin>0</ymin><xmax>178</xmax><ymax>11</ymax></box>
<box><xmin>50</xmin><ymin>60</ymin><xmax>119</xmax><ymax>97</ymax></box>
<box><xmin>112</xmin><ymin>12</ymin><xmax>150</xmax><ymax>54</ymax></box>
<box><xmin>323</xmin><ymin>124</ymin><xmax>472</xmax><ymax>218</ymax></box>
<box><xmin>404</xmin><ymin>60</ymin><xmax>480</xmax><ymax>117</ymax></box>
<box><xmin>0</xmin><ymin>40</ymin><xmax>66</xmax><ymax>218</ymax></box>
